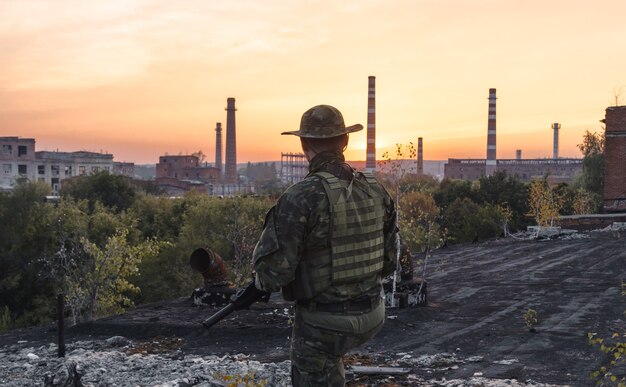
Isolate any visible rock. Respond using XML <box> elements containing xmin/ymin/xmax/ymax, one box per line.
<box><xmin>27</xmin><ymin>353</ymin><xmax>40</xmax><ymax>360</ymax></box>
<box><xmin>105</xmin><ymin>336</ymin><xmax>129</xmax><ymax>347</ymax></box>
<box><xmin>43</xmin><ymin>360</ymin><xmax>83</xmax><ymax>387</ymax></box>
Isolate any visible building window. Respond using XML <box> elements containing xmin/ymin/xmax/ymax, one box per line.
<box><xmin>18</xmin><ymin>145</ymin><xmax>27</xmax><ymax>156</ymax></box>
<box><xmin>1</xmin><ymin>145</ymin><xmax>12</xmax><ymax>155</ymax></box>
<box><xmin>79</xmin><ymin>166</ymin><xmax>86</xmax><ymax>175</ymax></box>
<box><xmin>65</xmin><ymin>166</ymin><xmax>72</xmax><ymax>176</ymax></box>
<box><xmin>3</xmin><ymin>164</ymin><xmax>11</xmax><ymax>174</ymax></box>
<box><xmin>92</xmin><ymin>166</ymin><xmax>100</xmax><ymax>173</ymax></box>
<box><xmin>38</xmin><ymin>165</ymin><xmax>45</xmax><ymax>175</ymax></box>
<box><xmin>18</xmin><ymin>164</ymin><xmax>27</xmax><ymax>175</ymax></box>
<box><xmin>51</xmin><ymin>165</ymin><xmax>60</xmax><ymax>175</ymax></box>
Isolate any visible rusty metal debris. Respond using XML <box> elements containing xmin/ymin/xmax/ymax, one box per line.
<box><xmin>189</xmin><ymin>247</ymin><xmax>229</xmax><ymax>287</ymax></box>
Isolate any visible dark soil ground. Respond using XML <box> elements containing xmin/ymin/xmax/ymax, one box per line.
<box><xmin>2</xmin><ymin>231</ymin><xmax>625</xmax><ymax>386</ymax></box>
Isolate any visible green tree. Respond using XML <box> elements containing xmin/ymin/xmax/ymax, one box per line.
<box><xmin>398</xmin><ymin>191</ymin><xmax>442</xmax><ymax>253</ymax></box>
<box><xmin>575</xmin><ymin>129</ymin><xmax>605</xmax><ymax>212</ymax></box>
<box><xmin>442</xmin><ymin>198</ymin><xmax>504</xmax><ymax>244</ymax></box>
<box><xmin>0</xmin><ymin>181</ymin><xmax>57</xmax><ymax>327</ymax></box>
<box><xmin>53</xmin><ymin>228</ymin><xmax>166</xmax><ymax>323</ymax></box>
<box><xmin>60</xmin><ymin>171</ymin><xmax>138</xmax><ymax>212</ymax></box>
<box><xmin>476</xmin><ymin>171</ymin><xmax>529</xmax><ymax>230</ymax></box>
<box><xmin>433</xmin><ymin>178</ymin><xmax>476</xmax><ymax>211</ymax></box>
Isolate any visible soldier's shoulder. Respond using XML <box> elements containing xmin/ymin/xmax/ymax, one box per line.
<box><xmin>279</xmin><ymin>175</ymin><xmax>324</xmax><ymax>202</ymax></box>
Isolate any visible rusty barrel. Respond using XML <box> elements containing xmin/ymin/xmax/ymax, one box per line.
<box><xmin>189</xmin><ymin>247</ymin><xmax>229</xmax><ymax>287</ymax></box>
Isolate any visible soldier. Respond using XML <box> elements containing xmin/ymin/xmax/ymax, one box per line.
<box><xmin>253</xmin><ymin>104</ymin><xmax>398</xmax><ymax>386</ymax></box>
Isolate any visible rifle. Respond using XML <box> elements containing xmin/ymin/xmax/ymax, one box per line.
<box><xmin>202</xmin><ymin>281</ymin><xmax>270</xmax><ymax>329</ymax></box>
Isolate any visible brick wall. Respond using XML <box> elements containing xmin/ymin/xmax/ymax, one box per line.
<box><xmin>603</xmin><ymin>106</ymin><xmax>626</xmax><ymax>212</ymax></box>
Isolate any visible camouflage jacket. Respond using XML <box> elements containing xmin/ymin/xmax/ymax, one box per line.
<box><xmin>253</xmin><ymin>151</ymin><xmax>398</xmax><ymax>303</ymax></box>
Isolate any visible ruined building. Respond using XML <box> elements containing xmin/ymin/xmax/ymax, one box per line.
<box><xmin>444</xmin><ymin>89</ymin><xmax>582</xmax><ymax>183</ymax></box>
<box><xmin>0</xmin><ymin>136</ymin><xmax>125</xmax><ymax>194</ymax></box>
<box><xmin>155</xmin><ymin>155</ymin><xmax>220</xmax><ymax>196</ymax></box>
<box><xmin>603</xmin><ymin>106</ymin><xmax>626</xmax><ymax>212</ymax></box>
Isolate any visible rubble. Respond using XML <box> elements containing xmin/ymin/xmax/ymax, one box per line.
<box><xmin>0</xmin><ymin>338</ymin><xmax>567</xmax><ymax>386</ymax></box>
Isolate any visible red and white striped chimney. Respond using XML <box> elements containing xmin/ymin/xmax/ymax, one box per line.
<box><xmin>365</xmin><ymin>76</ymin><xmax>376</xmax><ymax>172</ymax></box>
<box><xmin>417</xmin><ymin>137</ymin><xmax>423</xmax><ymax>176</ymax></box>
<box><xmin>224</xmin><ymin>98</ymin><xmax>237</xmax><ymax>184</ymax></box>
<box><xmin>485</xmin><ymin>88</ymin><xmax>497</xmax><ymax>176</ymax></box>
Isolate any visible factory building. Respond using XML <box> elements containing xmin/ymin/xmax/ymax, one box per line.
<box><xmin>155</xmin><ymin>155</ymin><xmax>221</xmax><ymax>196</ymax></box>
<box><xmin>444</xmin><ymin>89</ymin><xmax>583</xmax><ymax>183</ymax></box>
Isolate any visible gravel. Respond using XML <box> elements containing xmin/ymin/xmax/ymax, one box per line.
<box><xmin>0</xmin><ymin>337</ymin><xmax>569</xmax><ymax>386</ymax></box>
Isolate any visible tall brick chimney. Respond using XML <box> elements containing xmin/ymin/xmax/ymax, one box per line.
<box><xmin>603</xmin><ymin>106</ymin><xmax>626</xmax><ymax>212</ymax></box>
<box><xmin>485</xmin><ymin>88</ymin><xmax>497</xmax><ymax>176</ymax></box>
<box><xmin>365</xmin><ymin>76</ymin><xmax>376</xmax><ymax>172</ymax></box>
<box><xmin>552</xmin><ymin>123</ymin><xmax>561</xmax><ymax>159</ymax></box>
<box><xmin>224</xmin><ymin>98</ymin><xmax>237</xmax><ymax>184</ymax></box>
<box><xmin>417</xmin><ymin>137</ymin><xmax>424</xmax><ymax>176</ymax></box>
<box><xmin>215</xmin><ymin>122</ymin><xmax>223</xmax><ymax>179</ymax></box>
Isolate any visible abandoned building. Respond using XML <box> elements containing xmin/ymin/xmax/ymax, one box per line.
<box><xmin>0</xmin><ymin>136</ymin><xmax>131</xmax><ymax>194</ymax></box>
<box><xmin>155</xmin><ymin>155</ymin><xmax>221</xmax><ymax>196</ymax></box>
<box><xmin>444</xmin><ymin>89</ymin><xmax>583</xmax><ymax>183</ymax></box>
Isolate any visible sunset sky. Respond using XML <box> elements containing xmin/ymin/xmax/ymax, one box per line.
<box><xmin>1</xmin><ymin>0</ymin><xmax>625</xmax><ymax>164</ymax></box>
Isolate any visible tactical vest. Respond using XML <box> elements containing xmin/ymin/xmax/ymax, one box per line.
<box><xmin>291</xmin><ymin>170</ymin><xmax>386</xmax><ymax>300</ymax></box>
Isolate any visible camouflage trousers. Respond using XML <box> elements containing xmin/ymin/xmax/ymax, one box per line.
<box><xmin>290</xmin><ymin>300</ymin><xmax>385</xmax><ymax>387</ymax></box>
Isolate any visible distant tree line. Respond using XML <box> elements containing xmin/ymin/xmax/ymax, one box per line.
<box><xmin>0</xmin><ymin>130</ymin><xmax>604</xmax><ymax>332</ymax></box>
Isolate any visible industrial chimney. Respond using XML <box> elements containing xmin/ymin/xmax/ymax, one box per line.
<box><xmin>365</xmin><ymin>76</ymin><xmax>376</xmax><ymax>172</ymax></box>
<box><xmin>417</xmin><ymin>137</ymin><xmax>424</xmax><ymax>176</ymax></box>
<box><xmin>215</xmin><ymin>122</ymin><xmax>223</xmax><ymax>179</ymax></box>
<box><xmin>224</xmin><ymin>98</ymin><xmax>237</xmax><ymax>184</ymax></box>
<box><xmin>516</xmin><ymin>149</ymin><xmax>522</xmax><ymax>160</ymax></box>
<box><xmin>485</xmin><ymin>88</ymin><xmax>497</xmax><ymax>176</ymax></box>
<box><xmin>552</xmin><ymin>123</ymin><xmax>561</xmax><ymax>159</ymax></box>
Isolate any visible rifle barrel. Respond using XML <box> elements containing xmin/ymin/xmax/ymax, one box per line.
<box><xmin>202</xmin><ymin>303</ymin><xmax>236</xmax><ymax>329</ymax></box>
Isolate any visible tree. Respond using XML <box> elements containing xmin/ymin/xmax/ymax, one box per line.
<box><xmin>476</xmin><ymin>171</ymin><xmax>529</xmax><ymax>230</ymax></box>
<box><xmin>398</xmin><ymin>191</ymin><xmax>442</xmax><ymax>253</ymax></box>
<box><xmin>52</xmin><ymin>228</ymin><xmax>166</xmax><ymax>324</ymax></box>
<box><xmin>433</xmin><ymin>178</ymin><xmax>476</xmax><ymax>211</ymax></box>
<box><xmin>527</xmin><ymin>180</ymin><xmax>564</xmax><ymax>227</ymax></box>
<box><xmin>576</xmin><ymin>129</ymin><xmax>605</xmax><ymax>213</ymax></box>
<box><xmin>442</xmin><ymin>198</ymin><xmax>504</xmax><ymax>244</ymax></box>
<box><xmin>0</xmin><ymin>181</ymin><xmax>57</xmax><ymax>328</ymax></box>
<box><xmin>60</xmin><ymin>171</ymin><xmax>138</xmax><ymax>212</ymax></box>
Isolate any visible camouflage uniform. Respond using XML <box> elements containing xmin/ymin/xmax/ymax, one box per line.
<box><xmin>253</xmin><ymin>105</ymin><xmax>398</xmax><ymax>386</ymax></box>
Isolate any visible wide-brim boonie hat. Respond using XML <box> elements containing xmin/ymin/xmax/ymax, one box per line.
<box><xmin>281</xmin><ymin>104</ymin><xmax>363</xmax><ymax>138</ymax></box>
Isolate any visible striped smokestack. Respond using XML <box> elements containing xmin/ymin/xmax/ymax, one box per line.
<box><xmin>485</xmin><ymin>88</ymin><xmax>497</xmax><ymax>176</ymax></box>
<box><xmin>365</xmin><ymin>76</ymin><xmax>376</xmax><ymax>172</ymax></box>
<box><xmin>552</xmin><ymin>123</ymin><xmax>561</xmax><ymax>159</ymax></box>
<box><xmin>417</xmin><ymin>137</ymin><xmax>424</xmax><ymax>176</ymax></box>
<box><xmin>224</xmin><ymin>98</ymin><xmax>237</xmax><ymax>184</ymax></box>
<box><xmin>215</xmin><ymin>122</ymin><xmax>223</xmax><ymax>180</ymax></box>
